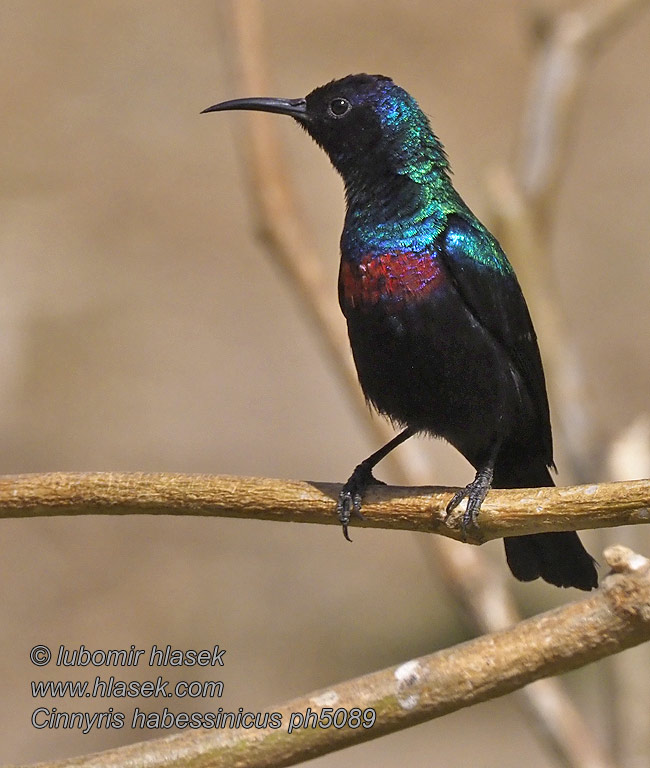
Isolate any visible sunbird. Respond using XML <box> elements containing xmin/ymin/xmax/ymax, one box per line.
<box><xmin>203</xmin><ymin>74</ymin><xmax>597</xmax><ymax>590</ymax></box>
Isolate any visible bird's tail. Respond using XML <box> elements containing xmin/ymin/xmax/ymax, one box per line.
<box><xmin>494</xmin><ymin>462</ymin><xmax>598</xmax><ymax>591</ymax></box>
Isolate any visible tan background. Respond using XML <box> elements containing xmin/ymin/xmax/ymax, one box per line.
<box><xmin>1</xmin><ymin>1</ymin><xmax>649</xmax><ymax>765</ymax></box>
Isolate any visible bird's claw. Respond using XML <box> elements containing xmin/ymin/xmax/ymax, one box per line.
<box><xmin>445</xmin><ymin>466</ymin><xmax>493</xmax><ymax>538</ymax></box>
<box><xmin>337</xmin><ymin>490</ymin><xmax>363</xmax><ymax>542</ymax></box>
<box><xmin>337</xmin><ymin>462</ymin><xmax>384</xmax><ymax>541</ymax></box>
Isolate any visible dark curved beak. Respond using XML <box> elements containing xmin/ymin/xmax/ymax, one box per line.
<box><xmin>201</xmin><ymin>97</ymin><xmax>308</xmax><ymax>121</ymax></box>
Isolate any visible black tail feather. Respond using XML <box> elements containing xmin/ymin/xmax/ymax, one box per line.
<box><xmin>504</xmin><ymin>532</ymin><xmax>598</xmax><ymax>590</ymax></box>
<box><xmin>494</xmin><ymin>461</ymin><xmax>598</xmax><ymax>591</ymax></box>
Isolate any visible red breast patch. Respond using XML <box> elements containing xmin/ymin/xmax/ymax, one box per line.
<box><xmin>340</xmin><ymin>252</ymin><xmax>443</xmax><ymax>309</ymax></box>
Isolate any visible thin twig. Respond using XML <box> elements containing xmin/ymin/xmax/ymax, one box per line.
<box><xmin>1</xmin><ymin>472</ymin><xmax>649</xmax><ymax>541</ymax></box>
<box><xmin>521</xmin><ymin>0</ymin><xmax>650</xmax><ymax>209</ymax></box>
<box><xmin>490</xmin><ymin>0</ymin><xmax>650</xmax><ymax>481</ymax></box>
<box><xmin>14</xmin><ymin>546</ymin><xmax>650</xmax><ymax>768</ymax></box>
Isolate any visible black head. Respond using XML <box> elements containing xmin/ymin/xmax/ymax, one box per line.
<box><xmin>203</xmin><ymin>74</ymin><xmax>447</xmax><ymax>181</ymax></box>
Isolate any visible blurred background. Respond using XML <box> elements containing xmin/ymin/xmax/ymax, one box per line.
<box><xmin>1</xmin><ymin>1</ymin><xmax>649</xmax><ymax>765</ymax></box>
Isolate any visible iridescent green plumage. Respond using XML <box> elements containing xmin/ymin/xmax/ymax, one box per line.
<box><xmin>326</xmin><ymin>76</ymin><xmax>513</xmax><ymax>279</ymax></box>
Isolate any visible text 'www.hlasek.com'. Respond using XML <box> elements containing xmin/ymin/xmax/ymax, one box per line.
<box><xmin>29</xmin><ymin>644</ymin><xmax>376</xmax><ymax>734</ymax></box>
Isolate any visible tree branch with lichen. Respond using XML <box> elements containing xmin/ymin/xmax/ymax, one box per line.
<box><xmin>12</xmin><ymin>546</ymin><xmax>650</xmax><ymax>768</ymax></box>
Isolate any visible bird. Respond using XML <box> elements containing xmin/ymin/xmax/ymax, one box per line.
<box><xmin>203</xmin><ymin>73</ymin><xmax>598</xmax><ymax>590</ymax></box>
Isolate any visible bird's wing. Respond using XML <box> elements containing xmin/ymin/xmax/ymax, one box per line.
<box><xmin>439</xmin><ymin>213</ymin><xmax>553</xmax><ymax>463</ymax></box>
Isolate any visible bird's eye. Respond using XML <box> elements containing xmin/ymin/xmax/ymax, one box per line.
<box><xmin>329</xmin><ymin>98</ymin><xmax>351</xmax><ymax>117</ymax></box>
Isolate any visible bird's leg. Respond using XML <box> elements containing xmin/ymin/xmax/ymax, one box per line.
<box><xmin>337</xmin><ymin>427</ymin><xmax>415</xmax><ymax>541</ymax></box>
<box><xmin>445</xmin><ymin>447</ymin><xmax>499</xmax><ymax>535</ymax></box>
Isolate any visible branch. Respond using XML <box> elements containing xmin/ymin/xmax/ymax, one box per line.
<box><xmin>1</xmin><ymin>472</ymin><xmax>649</xmax><ymax>540</ymax></box>
<box><xmin>15</xmin><ymin>546</ymin><xmax>650</xmax><ymax>768</ymax></box>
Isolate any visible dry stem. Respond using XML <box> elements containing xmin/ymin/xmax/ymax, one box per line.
<box><xmin>14</xmin><ymin>546</ymin><xmax>650</xmax><ymax>768</ymax></box>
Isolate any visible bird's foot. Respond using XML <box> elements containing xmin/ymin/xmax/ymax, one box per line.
<box><xmin>445</xmin><ymin>465</ymin><xmax>494</xmax><ymax>538</ymax></box>
<box><xmin>337</xmin><ymin>462</ymin><xmax>385</xmax><ymax>542</ymax></box>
